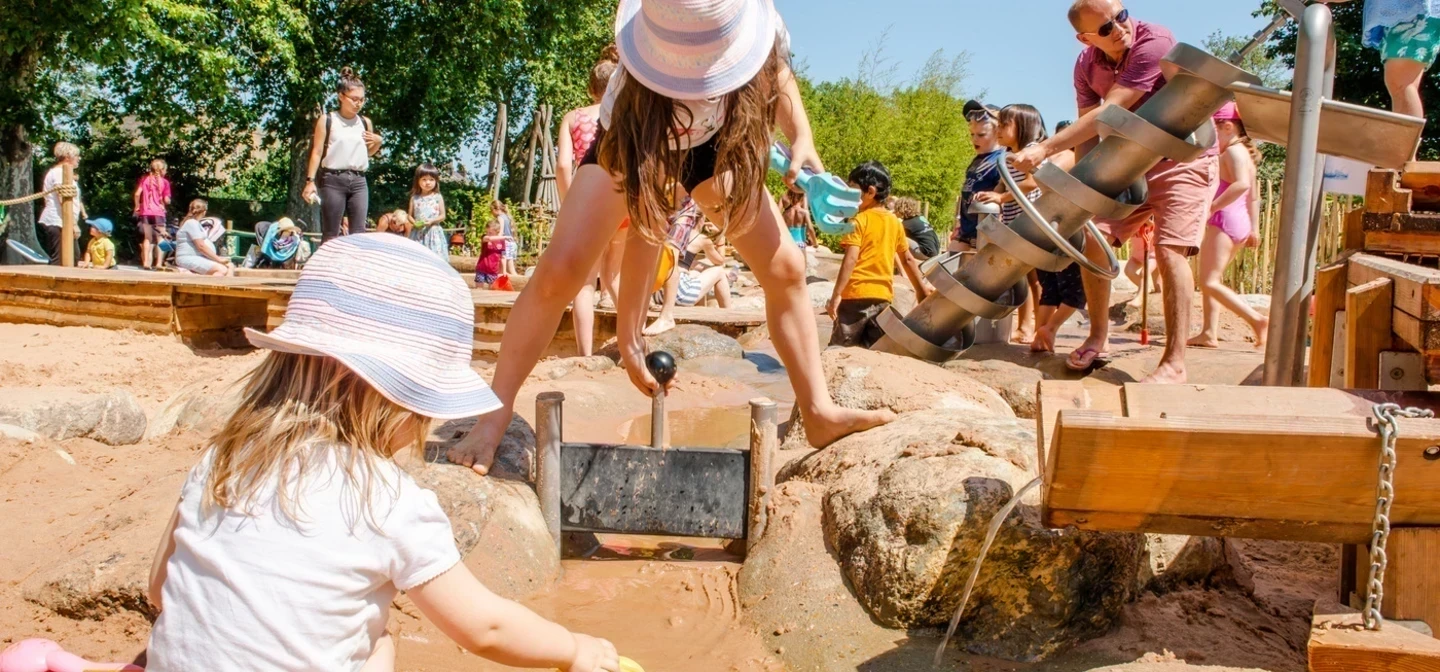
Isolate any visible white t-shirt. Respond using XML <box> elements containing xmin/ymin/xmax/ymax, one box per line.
<box><xmin>146</xmin><ymin>447</ymin><xmax>460</xmax><ymax>672</ymax></box>
<box><xmin>37</xmin><ymin>165</ymin><xmax>80</xmax><ymax>227</ymax></box>
<box><xmin>321</xmin><ymin>112</ymin><xmax>371</xmax><ymax>172</ymax></box>
<box><xmin>599</xmin><ymin>12</ymin><xmax>790</xmax><ymax>150</ymax></box>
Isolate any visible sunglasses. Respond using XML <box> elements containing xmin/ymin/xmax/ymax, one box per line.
<box><xmin>1082</xmin><ymin>8</ymin><xmax>1130</xmax><ymax>39</ymax></box>
<box><xmin>965</xmin><ymin>109</ymin><xmax>997</xmax><ymax>123</ymax></box>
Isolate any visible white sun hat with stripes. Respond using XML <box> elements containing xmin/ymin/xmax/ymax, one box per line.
<box><xmin>615</xmin><ymin>0</ymin><xmax>780</xmax><ymax>100</ymax></box>
<box><xmin>245</xmin><ymin>233</ymin><xmax>499</xmax><ymax>420</ymax></box>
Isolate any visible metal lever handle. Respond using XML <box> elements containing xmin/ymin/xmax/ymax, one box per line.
<box><xmin>997</xmin><ymin>150</ymin><xmax>1121</xmax><ymax>280</ymax></box>
<box><xmin>645</xmin><ymin>351</ymin><xmax>676</xmax><ymax>449</ymax></box>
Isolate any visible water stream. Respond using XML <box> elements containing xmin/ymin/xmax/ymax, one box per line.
<box><xmin>934</xmin><ymin>476</ymin><xmax>1044</xmax><ymax>666</ymax></box>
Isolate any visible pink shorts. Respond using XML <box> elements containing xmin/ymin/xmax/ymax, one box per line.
<box><xmin>1095</xmin><ymin>155</ymin><xmax>1217</xmax><ymax>257</ymax></box>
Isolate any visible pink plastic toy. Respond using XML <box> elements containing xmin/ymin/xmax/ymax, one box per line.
<box><xmin>0</xmin><ymin>639</ymin><xmax>143</xmax><ymax>672</ymax></box>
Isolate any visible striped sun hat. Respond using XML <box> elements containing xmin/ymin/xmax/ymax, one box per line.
<box><xmin>245</xmin><ymin>234</ymin><xmax>499</xmax><ymax>420</ymax></box>
<box><xmin>616</xmin><ymin>0</ymin><xmax>778</xmax><ymax>100</ymax></box>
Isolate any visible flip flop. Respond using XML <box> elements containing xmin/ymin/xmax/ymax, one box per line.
<box><xmin>1066</xmin><ymin>346</ymin><xmax>1109</xmax><ymax>371</ymax></box>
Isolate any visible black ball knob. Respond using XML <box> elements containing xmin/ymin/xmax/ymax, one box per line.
<box><xmin>645</xmin><ymin>351</ymin><xmax>677</xmax><ymax>387</ymax></box>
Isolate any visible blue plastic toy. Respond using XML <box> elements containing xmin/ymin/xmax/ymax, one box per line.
<box><xmin>769</xmin><ymin>142</ymin><xmax>859</xmax><ymax>235</ymax></box>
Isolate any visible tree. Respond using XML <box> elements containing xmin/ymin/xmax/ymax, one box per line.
<box><xmin>1204</xmin><ymin>27</ymin><xmax>1289</xmax><ymax>182</ymax></box>
<box><xmin>0</xmin><ymin>0</ymin><xmax>297</xmax><ymax>255</ymax></box>
<box><xmin>1268</xmin><ymin>0</ymin><xmax>1440</xmax><ymax>159</ymax></box>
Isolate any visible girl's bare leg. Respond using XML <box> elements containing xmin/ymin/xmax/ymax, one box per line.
<box><xmin>1189</xmin><ymin>226</ymin><xmax>1268</xmax><ymax>348</ymax></box>
<box><xmin>644</xmin><ymin>269</ymin><xmax>681</xmax><ymax>336</ymax></box>
<box><xmin>572</xmin><ymin>265</ymin><xmax>599</xmax><ymax>356</ymax></box>
<box><xmin>600</xmin><ymin>229</ymin><xmax>626</xmax><ymax>308</ymax></box>
<box><xmin>449</xmin><ymin>166</ymin><xmax>628</xmax><ymax>473</ymax></box>
<box><xmin>693</xmin><ymin>179</ymin><xmax>893</xmax><ymax>448</ymax></box>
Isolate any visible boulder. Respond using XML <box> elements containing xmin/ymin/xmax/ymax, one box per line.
<box><xmin>1138</xmin><ymin>535</ymin><xmax>1227</xmax><ymax>593</ymax></box>
<box><xmin>0</xmin><ymin>388</ymin><xmax>146</xmax><ymax>445</ymax></box>
<box><xmin>739</xmin><ymin>482</ymin><xmax>923</xmax><ymax>671</ymax></box>
<box><xmin>807</xmin><ymin>280</ymin><xmax>835</xmax><ymax>309</ymax></box>
<box><xmin>531</xmin><ymin>355</ymin><xmax>616</xmax><ymax>381</ymax></box>
<box><xmin>599</xmin><ymin>324</ymin><xmax>743</xmax><ymax>361</ymax></box>
<box><xmin>782</xmin><ymin>410</ymin><xmax>1142</xmax><ymax>661</ymax></box>
<box><xmin>147</xmin><ymin>380</ymin><xmax>242</xmax><ymax>440</ymax></box>
<box><xmin>0</xmin><ymin>422</ymin><xmax>39</xmax><ymax>443</ymax></box>
<box><xmin>943</xmin><ymin>359</ymin><xmax>1049</xmax><ymax>419</ymax></box>
<box><xmin>782</xmin><ymin>348</ymin><xmax>1013</xmax><ymax>449</ymax></box>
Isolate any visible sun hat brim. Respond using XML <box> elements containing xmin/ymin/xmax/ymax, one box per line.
<box><xmin>244</xmin><ymin>327</ymin><xmax>501</xmax><ymax>421</ymax></box>
<box><xmin>616</xmin><ymin>0</ymin><xmax>779</xmax><ymax>100</ymax></box>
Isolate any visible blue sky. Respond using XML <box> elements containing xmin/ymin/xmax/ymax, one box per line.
<box><xmin>774</xmin><ymin>0</ymin><xmax>1277</xmax><ymax>131</ymax></box>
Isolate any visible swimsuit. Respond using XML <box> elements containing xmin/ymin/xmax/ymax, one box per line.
<box><xmin>1206</xmin><ymin>179</ymin><xmax>1252</xmax><ymax>243</ymax></box>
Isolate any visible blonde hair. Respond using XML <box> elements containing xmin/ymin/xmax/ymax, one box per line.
<box><xmin>53</xmin><ymin>142</ymin><xmax>79</xmax><ymax>161</ymax></box>
<box><xmin>186</xmin><ymin>199</ymin><xmax>208</xmax><ymax>220</ymax></box>
<box><xmin>150</xmin><ymin>158</ymin><xmax>167</xmax><ymax>175</ymax></box>
<box><xmin>206</xmin><ymin>352</ymin><xmax>431</xmax><ymax>523</ymax></box>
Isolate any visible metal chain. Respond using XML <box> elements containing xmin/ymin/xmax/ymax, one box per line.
<box><xmin>0</xmin><ymin>185</ymin><xmax>59</xmax><ymax>207</ymax></box>
<box><xmin>1364</xmin><ymin>402</ymin><xmax>1434</xmax><ymax>630</ymax></box>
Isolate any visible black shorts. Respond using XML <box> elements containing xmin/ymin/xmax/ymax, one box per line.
<box><xmin>1037</xmin><ymin>265</ymin><xmax>1086</xmax><ymax>309</ymax></box>
<box><xmin>580</xmin><ymin>126</ymin><xmax>719</xmax><ymax>193</ymax></box>
<box><xmin>829</xmin><ymin>298</ymin><xmax>890</xmax><ymax>348</ymax></box>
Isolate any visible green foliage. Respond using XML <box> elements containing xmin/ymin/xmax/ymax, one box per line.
<box><xmin>796</xmin><ymin>47</ymin><xmax>975</xmax><ymax>248</ymax></box>
<box><xmin>1204</xmin><ymin>25</ymin><xmax>1289</xmax><ymax>180</ymax></box>
<box><xmin>1268</xmin><ymin>0</ymin><xmax>1440</xmax><ymax>159</ymax></box>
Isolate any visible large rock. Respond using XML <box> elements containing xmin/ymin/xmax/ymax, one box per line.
<box><xmin>531</xmin><ymin>355</ymin><xmax>616</xmax><ymax>381</ymax></box>
<box><xmin>600</xmin><ymin>324</ymin><xmax>743</xmax><ymax>361</ymax></box>
<box><xmin>146</xmin><ymin>380</ymin><xmax>243</xmax><ymax>440</ymax></box>
<box><xmin>783</xmin><ymin>410</ymin><xmax>1142</xmax><ymax>661</ymax></box>
<box><xmin>0</xmin><ymin>388</ymin><xmax>146</xmax><ymax>445</ymax></box>
<box><xmin>1138</xmin><ymin>535</ymin><xmax>1226</xmax><ymax>593</ymax></box>
<box><xmin>783</xmin><ymin>348</ymin><xmax>1013</xmax><ymax>448</ymax></box>
<box><xmin>944</xmin><ymin>359</ymin><xmax>1049</xmax><ymax>419</ymax></box>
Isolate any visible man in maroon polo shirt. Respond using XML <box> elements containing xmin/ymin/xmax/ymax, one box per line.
<box><xmin>1011</xmin><ymin>0</ymin><xmax>1217</xmax><ymax>384</ymax></box>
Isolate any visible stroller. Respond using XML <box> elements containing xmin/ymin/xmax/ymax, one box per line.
<box><xmin>241</xmin><ymin>218</ymin><xmax>312</xmax><ymax>270</ymax></box>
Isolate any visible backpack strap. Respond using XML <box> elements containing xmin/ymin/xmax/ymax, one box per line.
<box><xmin>319</xmin><ymin>111</ymin><xmax>333</xmax><ymax>163</ymax></box>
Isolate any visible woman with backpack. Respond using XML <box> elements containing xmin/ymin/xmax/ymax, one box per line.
<box><xmin>301</xmin><ymin>67</ymin><xmax>383</xmax><ymax>242</ymax></box>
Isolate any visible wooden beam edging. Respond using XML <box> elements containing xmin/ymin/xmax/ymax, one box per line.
<box><xmin>1346</xmin><ymin>278</ymin><xmax>1394</xmax><ymax>389</ymax></box>
<box><xmin>1311</xmin><ymin>262</ymin><xmax>1348</xmax><ymax>388</ymax></box>
<box><xmin>1309</xmin><ymin>610</ymin><xmax>1440</xmax><ymax>671</ymax></box>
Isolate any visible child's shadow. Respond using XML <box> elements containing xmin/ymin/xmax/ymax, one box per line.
<box><xmin>422</xmin><ymin>413</ymin><xmax>536</xmax><ymax>485</ymax></box>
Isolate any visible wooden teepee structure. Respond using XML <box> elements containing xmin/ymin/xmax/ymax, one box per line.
<box><xmin>520</xmin><ymin>103</ymin><xmax>559</xmax><ymax>250</ymax></box>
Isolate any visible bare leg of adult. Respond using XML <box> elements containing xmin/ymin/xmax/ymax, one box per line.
<box><xmin>693</xmin><ymin>180</ymin><xmax>893</xmax><ymax>447</ymax></box>
<box><xmin>449</xmin><ymin>166</ymin><xmax>628</xmax><ymax>473</ymax></box>
<box><xmin>1191</xmin><ymin>228</ymin><xmax>1268</xmax><ymax>349</ymax></box>
<box><xmin>643</xmin><ymin>268</ymin><xmax>681</xmax><ymax>336</ymax></box>
<box><xmin>693</xmin><ymin>265</ymin><xmax>730</xmax><ymax>307</ymax></box>
<box><xmin>572</xmin><ymin>264</ymin><xmax>599</xmax><ymax>357</ymax></box>
<box><xmin>714</xmin><ymin>272</ymin><xmax>732</xmax><ymax>309</ymax></box>
<box><xmin>1142</xmin><ymin>243</ymin><xmax>1194</xmax><ymax>384</ymax></box>
<box><xmin>1187</xmin><ymin>227</ymin><xmax>1225</xmax><ymax>349</ymax></box>
<box><xmin>1385</xmin><ymin>58</ymin><xmax>1427</xmax><ymax>119</ymax></box>
<box><xmin>1068</xmin><ymin>239</ymin><xmax>1114</xmax><ymax>370</ymax></box>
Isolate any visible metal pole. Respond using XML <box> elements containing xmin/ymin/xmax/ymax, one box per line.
<box><xmin>1290</xmin><ymin>27</ymin><xmax>1340</xmax><ymax>381</ymax></box>
<box><xmin>59</xmin><ymin>163</ymin><xmax>76</xmax><ymax>267</ymax></box>
<box><xmin>650</xmin><ymin>391</ymin><xmax>666</xmax><ymax>450</ymax></box>
<box><xmin>535</xmin><ymin>391</ymin><xmax>564</xmax><ymax>557</ymax></box>
<box><xmin>747</xmin><ymin>398</ymin><xmax>777</xmax><ymax>556</ymax></box>
<box><xmin>1263</xmin><ymin>3</ymin><xmax>1332</xmax><ymax>387</ymax></box>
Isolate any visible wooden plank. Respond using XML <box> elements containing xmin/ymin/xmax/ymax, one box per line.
<box><xmin>1044</xmin><ymin>409</ymin><xmax>1440</xmax><ymax>544</ymax></box>
<box><xmin>1367</xmin><ymin>231</ymin><xmax>1440</xmax><ymax>256</ymax></box>
<box><xmin>1309</xmin><ymin>610</ymin><xmax>1440</xmax><ymax>671</ymax></box>
<box><xmin>1037</xmin><ymin>381</ymin><xmax>1120</xmax><ymax>511</ymax></box>
<box><xmin>1381</xmin><ymin>529</ymin><xmax>1440</xmax><ymax>635</ymax></box>
<box><xmin>1313</xmin><ymin>263</ymin><xmax>1350</xmax><ymax>387</ymax></box>
<box><xmin>1401</xmin><ymin>160</ymin><xmax>1440</xmax><ymax>211</ymax></box>
<box><xmin>1367</xmin><ymin>169</ymin><xmax>1412</xmax><ymax>215</ymax></box>
<box><xmin>1121</xmin><ymin>383</ymin><xmax>1378</xmax><ymax>419</ymax></box>
<box><xmin>1348</xmin><ymin>279</ymin><xmax>1394</xmax><ymax>389</ymax></box>
<box><xmin>559</xmin><ymin>442</ymin><xmax>749</xmax><ymax>539</ymax></box>
<box><xmin>1346</xmin><ymin>208</ymin><xmax>1368</xmax><ymax>252</ymax></box>
<box><xmin>1349</xmin><ymin>253</ymin><xmax>1440</xmax><ymax>322</ymax></box>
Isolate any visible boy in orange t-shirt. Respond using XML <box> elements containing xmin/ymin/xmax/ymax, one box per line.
<box><xmin>826</xmin><ymin>161</ymin><xmax>933</xmax><ymax>347</ymax></box>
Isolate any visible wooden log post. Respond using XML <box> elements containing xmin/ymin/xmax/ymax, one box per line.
<box><xmin>535</xmin><ymin>391</ymin><xmax>564</xmax><ymax>558</ymax></box>
<box><xmin>1310</xmin><ymin>262</ymin><xmax>1348</xmax><ymax>388</ymax></box>
<box><xmin>747</xmin><ymin>398</ymin><xmax>777</xmax><ymax>555</ymax></box>
<box><xmin>1375</xmin><ymin>528</ymin><xmax>1440</xmax><ymax>635</ymax></box>
<box><xmin>59</xmin><ymin>163</ymin><xmax>76</xmax><ymax>267</ymax></box>
<box><xmin>1346</xmin><ymin>278</ymin><xmax>1394</xmax><ymax>389</ymax></box>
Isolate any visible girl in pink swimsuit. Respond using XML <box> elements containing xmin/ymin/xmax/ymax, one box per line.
<box><xmin>556</xmin><ymin>45</ymin><xmax>622</xmax><ymax>356</ymax></box>
<box><xmin>1189</xmin><ymin>102</ymin><xmax>1268</xmax><ymax>350</ymax></box>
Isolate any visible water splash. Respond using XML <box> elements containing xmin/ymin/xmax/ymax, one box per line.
<box><xmin>933</xmin><ymin>476</ymin><xmax>1043</xmax><ymax>667</ymax></box>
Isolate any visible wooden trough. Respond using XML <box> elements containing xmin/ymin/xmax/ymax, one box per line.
<box><xmin>1038</xmin><ymin>381</ymin><xmax>1440</xmax><ymax>670</ymax></box>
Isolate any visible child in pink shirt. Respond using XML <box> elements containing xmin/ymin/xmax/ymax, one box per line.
<box><xmin>134</xmin><ymin>158</ymin><xmax>172</xmax><ymax>270</ymax></box>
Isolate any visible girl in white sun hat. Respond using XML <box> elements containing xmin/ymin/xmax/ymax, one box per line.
<box><xmin>450</xmin><ymin>0</ymin><xmax>895</xmax><ymax>474</ymax></box>
<box><xmin>144</xmin><ymin>233</ymin><xmax>620</xmax><ymax>672</ymax></box>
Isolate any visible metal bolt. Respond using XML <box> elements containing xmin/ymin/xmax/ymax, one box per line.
<box><xmin>1425</xmin><ymin>446</ymin><xmax>1440</xmax><ymax>461</ymax></box>
<box><xmin>1390</xmin><ymin>367</ymin><xmax>1406</xmax><ymax>381</ymax></box>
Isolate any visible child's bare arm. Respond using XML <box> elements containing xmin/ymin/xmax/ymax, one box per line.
<box><xmin>147</xmin><ymin>503</ymin><xmax>181</xmax><ymax>612</ymax></box>
<box><xmin>828</xmin><ymin>245</ymin><xmax>860</xmax><ymax>318</ymax></box>
<box><xmin>898</xmin><ymin>248</ymin><xmax>932</xmax><ymax>299</ymax></box>
<box><xmin>408</xmin><ymin>564</ymin><xmax>618</xmax><ymax>671</ymax></box>
<box><xmin>617</xmin><ymin>231</ymin><xmax>666</xmax><ymax>395</ymax></box>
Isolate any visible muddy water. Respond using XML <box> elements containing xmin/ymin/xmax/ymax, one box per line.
<box><xmin>395</xmin><ymin>537</ymin><xmax>783</xmax><ymax>672</ymax></box>
<box><xmin>621</xmin><ymin>405</ymin><xmax>754</xmax><ymax>449</ymax></box>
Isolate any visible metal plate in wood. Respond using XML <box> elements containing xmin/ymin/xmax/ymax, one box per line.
<box><xmin>559</xmin><ymin>442</ymin><xmax>749</xmax><ymax>539</ymax></box>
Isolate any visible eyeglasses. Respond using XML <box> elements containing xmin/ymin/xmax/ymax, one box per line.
<box><xmin>1081</xmin><ymin>8</ymin><xmax>1130</xmax><ymax>38</ymax></box>
<box><xmin>345</xmin><ymin>93</ymin><xmax>366</xmax><ymax>107</ymax></box>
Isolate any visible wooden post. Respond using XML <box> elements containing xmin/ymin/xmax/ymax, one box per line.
<box><xmin>747</xmin><ymin>398</ymin><xmax>777</xmax><ymax>555</ymax></box>
<box><xmin>1345</xmin><ymin>278</ymin><xmax>1394</xmax><ymax>389</ymax></box>
<box><xmin>1377</xmin><ymin>528</ymin><xmax>1440</xmax><ymax>635</ymax></box>
<box><xmin>522</xmin><ymin>104</ymin><xmax>540</xmax><ymax>206</ymax></box>
<box><xmin>59</xmin><ymin>163</ymin><xmax>76</xmax><ymax>267</ymax></box>
<box><xmin>489</xmin><ymin>102</ymin><xmax>508</xmax><ymax>199</ymax></box>
<box><xmin>1309</xmin><ymin>262</ymin><xmax>1348</xmax><ymax>388</ymax></box>
<box><xmin>535</xmin><ymin>391</ymin><xmax>564</xmax><ymax>558</ymax></box>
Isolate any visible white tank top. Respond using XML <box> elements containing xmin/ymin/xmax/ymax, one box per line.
<box><xmin>321</xmin><ymin>112</ymin><xmax>370</xmax><ymax>171</ymax></box>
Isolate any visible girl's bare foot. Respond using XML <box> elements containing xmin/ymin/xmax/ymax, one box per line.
<box><xmin>447</xmin><ymin>408</ymin><xmax>512</xmax><ymax>475</ymax></box>
<box><xmin>803</xmin><ymin>405</ymin><xmax>895</xmax><ymax>448</ymax></box>
<box><xmin>1186</xmin><ymin>334</ymin><xmax>1219</xmax><ymax>349</ymax></box>
<box><xmin>1013</xmin><ymin>328</ymin><xmax>1035</xmax><ymax>345</ymax></box>
<box><xmin>1252</xmin><ymin>316</ymin><xmax>1269</xmax><ymax>349</ymax></box>
<box><xmin>1140</xmin><ymin>361</ymin><xmax>1187</xmax><ymax>384</ymax></box>
<box><xmin>1030</xmin><ymin>326</ymin><xmax>1056</xmax><ymax>353</ymax></box>
<box><xmin>643</xmin><ymin>316</ymin><xmax>677</xmax><ymax>336</ymax></box>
